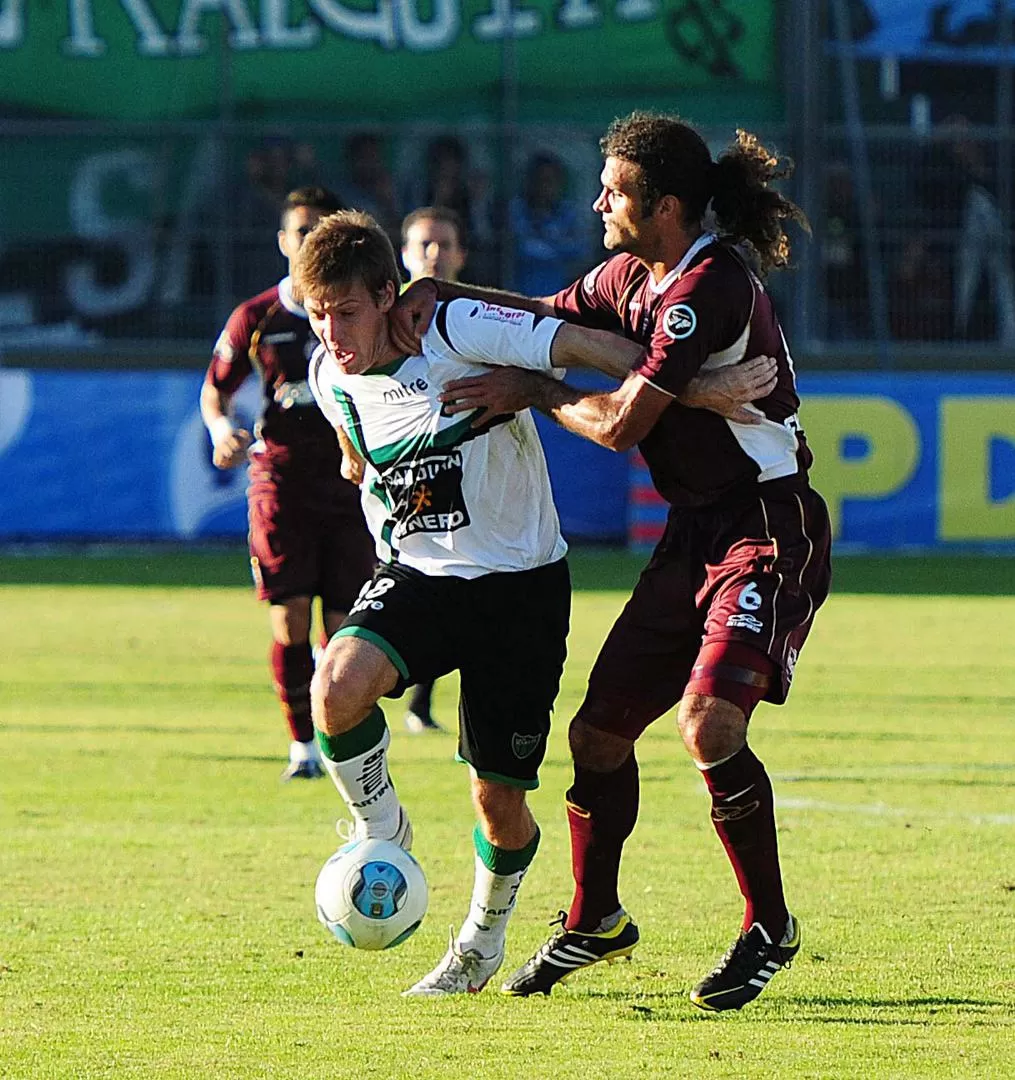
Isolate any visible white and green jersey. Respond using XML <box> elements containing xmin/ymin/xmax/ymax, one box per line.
<box><xmin>309</xmin><ymin>299</ymin><xmax>568</xmax><ymax>579</ymax></box>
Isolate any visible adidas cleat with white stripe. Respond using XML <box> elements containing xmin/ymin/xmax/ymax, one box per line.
<box><xmin>501</xmin><ymin>911</ymin><xmax>639</xmax><ymax>997</ymax></box>
<box><xmin>690</xmin><ymin>914</ymin><xmax>801</xmax><ymax>1012</ymax></box>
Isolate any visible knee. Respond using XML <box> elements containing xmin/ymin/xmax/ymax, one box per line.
<box><xmin>568</xmin><ymin>715</ymin><xmax>633</xmax><ymax>772</ymax></box>
<box><xmin>310</xmin><ymin>641</ymin><xmax>377</xmax><ymax>735</ymax></box>
<box><xmin>677</xmin><ymin>695</ymin><xmax>747</xmax><ymax>765</ymax></box>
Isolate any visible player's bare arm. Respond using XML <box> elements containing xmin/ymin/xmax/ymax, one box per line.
<box><xmin>442</xmin><ymin>368</ymin><xmax>670</xmax><ymax>452</ymax></box>
<box><xmin>389</xmin><ymin>278</ymin><xmax>557</xmax><ymax>355</ymax></box>
<box><xmin>335</xmin><ymin>426</ymin><xmax>366</xmax><ymax>486</ymax></box>
<box><xmin>199</xmin><ymin>382</ymin><xmax>253</xmax><ymax>469</ymax></box>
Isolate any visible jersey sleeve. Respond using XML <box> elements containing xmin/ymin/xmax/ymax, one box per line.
<box><xmin>551</xmin><ymin>258</ymin><xmax>627</xmax><ymax>332</ymax></box>
<box><xmin>438</xmin><ymin>299</ymin><xmax>565</xmax><ymax>374</ymax></box>
<box><xmin>633</xmin><ymin>262</ymin><xmax>753</xmax><ymax>397</ymax></box>
<box><xmin>205</xmin><ymin>304</ymin><xmax>255</xmax><ymax>393</ymax></box>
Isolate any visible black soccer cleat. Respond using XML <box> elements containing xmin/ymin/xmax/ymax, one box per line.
<box><xmin>690</xmin><ymin>914</ymin><xmax>801</xmax><ymax>1012</ymax></box>
<box><xmin>501</xmin><ymin>911</ymin><xmax>639</xmax><ymax>997</ymax></box>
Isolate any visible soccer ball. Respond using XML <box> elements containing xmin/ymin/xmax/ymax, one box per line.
<box><xmin>315</xmin><ymin>838</ymin><xmax>428</xmax><ymax>951</ymax></box>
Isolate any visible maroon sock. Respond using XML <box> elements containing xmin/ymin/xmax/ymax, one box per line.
<box><xmin>270</xmin><ymin>642</ymin><xmax>314</xmax><ymax>743</ymax></box>
<box><xmin>565</xmin><ymin>753</ymin><xmax>639</xmax><ymax>932</ymax></box>
<box><xmin>701</xmin><ymin>745</ymin><xmax>788</xmax><ymax>938</ymax></box>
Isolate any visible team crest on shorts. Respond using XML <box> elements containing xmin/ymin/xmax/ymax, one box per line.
<box><xmin>511</xmin><ymin>733</ymin><xmax>542</xmax><ymax>759</ymax></box>
<box><xmin>662</xmin><ymin>303</ymin><xmax>696</xmax><ymax>340</ymax></box>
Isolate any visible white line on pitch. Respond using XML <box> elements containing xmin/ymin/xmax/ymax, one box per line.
<box><xmin>776</xmin><ymin>796</ymin><xmax>1015</xmax><ymax>826</ymax></box>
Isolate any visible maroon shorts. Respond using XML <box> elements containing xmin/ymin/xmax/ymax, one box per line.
<box><xmin>247</xmin><ymin>474</ymin><xmax>375</xmax><ymax>612</ymax></box>
<box><xmin>579</xmin><ymin>482</ymin><xmax>832</xmax><ymax>741</ymax></box>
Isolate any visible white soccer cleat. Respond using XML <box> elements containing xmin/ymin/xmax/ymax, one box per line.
<box><xmin>336</xmin><ymin>807</ymin><xmax>414</xmax><ymax>852</ymax></box>
<box><xmin>401</xmin><ymin>931</ymin><xmax>504</xmax><ymax>997</ymax></box>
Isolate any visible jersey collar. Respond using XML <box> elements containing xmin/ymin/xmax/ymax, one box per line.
<box><xmin>277</xmin><ymin>276</ymin><xmax>307</xmax><ymax>319</ymax></box>
<box><xmin>649</xmin><ymin>232</ymin><xmax>718</xmax><ymax>295</ymax></box>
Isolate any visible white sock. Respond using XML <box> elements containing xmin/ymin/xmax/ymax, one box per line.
<box><xmin>455</xmin><ymin>856</ymin><xmax>531</xmax><ymax>958</ymax></box>
<box><xmin>289</xmin><ymin>739</ymin><xmax>319</xmax><ymax>765</ymax></box>
<box><xmin>319</xmin><ymin>725</ymin><xmax>403</xmax><ymax>840</ymax></box>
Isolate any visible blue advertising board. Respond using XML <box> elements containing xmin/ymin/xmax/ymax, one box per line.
<box><xmin>0</xmin><ymin>370</ymin><xmax>1013</xmax><ymax>551</ymax></box>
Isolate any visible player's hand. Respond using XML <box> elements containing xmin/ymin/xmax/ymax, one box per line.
<box><xmin>678</xmin><ymin>355</ymin><xmax>778</xmax><ymax>425</ymax></box>
<box><xmin>389</xmin><ymin>279</ymin><xmax>438</xmax><ymax>356</ymax></box>
<box><xmin>211</xmin><ymin>426</ymin><xmax>253</xmax><ymax>469</ymax></box>
<box><xmin>441</xmin><ymin>369</ymin><xmax>543</xmax><ymax>428</ymax></box>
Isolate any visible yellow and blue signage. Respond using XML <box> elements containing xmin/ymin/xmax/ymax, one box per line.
<box><xmin>629</xmin><ymin>374</ymin><xmax>1015</xmax><ymax>552</ymax></box>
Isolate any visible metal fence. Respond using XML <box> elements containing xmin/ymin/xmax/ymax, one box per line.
<box><xmin>2</xmin><ymin>2</ymin><xmax>1014</xmax><ymax>368</ymax></box>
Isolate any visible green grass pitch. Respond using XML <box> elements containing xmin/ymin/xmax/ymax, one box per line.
<box><xmin>1</xmin><ymin>550</ymin><xmax>1013</xmax><ymax>1079</ymax></box>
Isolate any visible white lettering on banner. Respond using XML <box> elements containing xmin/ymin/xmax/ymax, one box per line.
<box><xmin>556</xmin><ymin>0</ymin><xmax>600</xmax><ymax>30</ymax></box>
<box><xmin>473</xmin><ymin>0</ymin><xmax>541</xmax><ymax>41</ymax></box>
<box><xmin>159</xmin><ymin>137</ymin><xmax>224</xmax><ymax>305</ymax></box>
<box><xmin>62</xmin><ymin>0</ymin><xmax>104</xmax><ymax>56</ymax></box>
<box><xmin>0</xmin><ymin>372</ymin><xmax>33</xmax><ymax>460</ymax></box>
<box><xmin>0</xmin><ymin>0</ymin><xmax>24</xmax><ymax>49</ymax></box>
<box><xmin>66</xmin><ymin>149</ymin><xmax>157</xmax><ymax>317</ymax></box>
<box><xmin>15</xmin><ymin>1</ymin><xmax>670</xmax><ymax>57</ymax></box>
<box><xmin>261</xmin><ymin>0</ymin><xmax>320</xmax><ymax>47</ymax></box>
<box><xmin>177</xmin><ymin>0</ymin><xmax>260</xmax><ymax>55</ymax></box>
<box><xmin>396</xmin><ymin>0</ymin><xmax>459</xmax><ymax>51</ymax></box>
<box><xmin>310</xmin><ymin>0</ymin><xmax>397</xmax><ymax>50</ymax></box>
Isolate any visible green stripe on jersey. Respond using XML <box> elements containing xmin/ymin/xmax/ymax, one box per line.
<box><xmin>331</xmin><ymin>387</ymin><xmax>370</xmax><ymax>463</ymax></box>
<box><xmin>370</xmin><ymin>410</ymin><xmax>481</xmax><ymax>467</ymax></box>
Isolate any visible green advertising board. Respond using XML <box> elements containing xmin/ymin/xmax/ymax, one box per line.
<box><xmin>1</xmin><ymin>0</ymin><xmax>779</xmax><ymax>123</ymax></box>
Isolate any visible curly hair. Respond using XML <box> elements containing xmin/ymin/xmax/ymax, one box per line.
<box><xmin>600</xmin><ymin>113</ymin><xmax>808</xmax><ymax>274</ymax></box>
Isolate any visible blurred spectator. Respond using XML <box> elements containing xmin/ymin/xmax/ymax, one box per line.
<box><xmin>507</xmin><ymin>151</ymin><xmax>588</xmax><ymax>296</ymax></box>
<box><xmin>821</xmin><ymin>162</ymin><xmax>873</xmax><ymax>340</ymax></box>
<box><xmin>888</xmin><ymin>234</ymin><xmax>953</xmax><ymax>341</ymax></box>
<box><xmin>403</xmin><ymin>134</ymin><xmax>497</xmax><ymax>282</ymax></box>
<box><xmin>234</xmin><ymin>140</ymin><xmax>333</xmax><ymax>299</ymax></box>
<box><xmin>340</xmin><ymin>132</ymin><xmax>401</xmax><ymax>243</ymax></box>
<box><xmin>915</xmin><ymin>115</ymin><xmax>1015</xmax><ymax>344</ymax></box>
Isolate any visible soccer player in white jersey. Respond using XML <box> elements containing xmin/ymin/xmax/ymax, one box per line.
<box><xmin>296</xmin><ymin>209</ymin><xmax>635</xmax><ymax>996</ymax></box>
<box><xmin>295</xmin><ymin>210</ymin><xmax>775</xmax><ymax>996</ymax></box>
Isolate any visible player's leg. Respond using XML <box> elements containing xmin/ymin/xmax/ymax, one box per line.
<box><xmin>687</xmin><ymin>487</ymin><xmax>832</xmax><ymax>1012</ymax></box>
<box><xmin>404</xmin><ymin>558</ymin><xmax>569</xmax><ymax>998</ymax></box>
<box><xmin>311</xmin><ymin>633</ymin><xmax>409</xmax><ymax>845</ymax></box>
<box><xmin>317</xmin><ymin>563</ymin><xmax>458</xmax><ymax>851</ymax></box>
<box><xmin>403</xmin><ymin>777</ymin><xmax>540</xmax><ymax>997</ymax></box>
<box><xmin>404</xmin><ymin>678</ymin><xmax>443</xmax><ymax>733</ymax></box>
<box><xmin>267</xmin><ymin>597</ymin><xmax>325</xmax><ymax>780</ymax></box>
<box><xmin>502</xmin><ymin>543</ymin><xmax>698</xmax><ymax>996</ymax></box>
<box><xmin>248</xmin><ymin>485</ymin><xmax>326</xmax><ymax>780</ymax></box>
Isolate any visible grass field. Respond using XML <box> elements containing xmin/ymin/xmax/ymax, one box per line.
<box><xmin>1</xmin><ymin>550</ymin><xmax>1013</xmax><ymax>1079</ymax></box>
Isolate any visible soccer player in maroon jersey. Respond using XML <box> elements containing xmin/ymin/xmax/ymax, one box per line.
<box><xmin>393</xmin><ymin>113</ymin><xmax>833</xmax><ymax>1010</ymax></box>
<box><xmin>200</xmin><ymin>187</ymin><xmax>375</xmax><ymax>782</ymax></box>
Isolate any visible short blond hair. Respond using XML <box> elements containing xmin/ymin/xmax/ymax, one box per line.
<box><xmin>292</xmin><ymin>209</ymin><xmax>400</xmax><ymax>302</ymax></box>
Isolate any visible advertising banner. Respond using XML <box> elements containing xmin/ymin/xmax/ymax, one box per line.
<box><xmin>0</xmin><ymin>0</ymin><xmax>776</xmax><ymax>121</ymax></box>
<box><xmin>629</xmin><ymin>373</ymin><xmax>1015</xmax><ymax>552</ymax></box>
<box><xmin>4</xmin><ymin>370</ymin><xmax>1011</xmax><ymax>549</ymax></box>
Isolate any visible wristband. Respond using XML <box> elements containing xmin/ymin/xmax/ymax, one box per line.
<box><xmin>208</xmin><ymin>416</ymin><xmax>234</xmax><ymax>446</ymax></box>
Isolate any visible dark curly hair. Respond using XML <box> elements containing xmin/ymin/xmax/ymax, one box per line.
<box><xmin>600</xmin><ymin>112</ymin><xmax>808</xmax><ymax>274</ymax></box>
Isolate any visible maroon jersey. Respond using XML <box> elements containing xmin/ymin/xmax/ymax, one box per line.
<box><xmin>206</xmin><ymin>277</ymin><xmax>355</xmax><ymax>504</ymax></box>
<box><xmin>553</xmin><ymin>235</ymin><xmax>813</xmax><ymax>509</ymax></box>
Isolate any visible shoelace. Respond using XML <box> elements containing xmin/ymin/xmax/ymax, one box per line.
<box><xmin>421</xmin><ymin>930</ymin><xmax>489</xmax><ymax>989</ymax></box>
<box><xmin>335</xmin><ymin>819</ymin><xmax>358</xmax><ymax>844</ymax></box>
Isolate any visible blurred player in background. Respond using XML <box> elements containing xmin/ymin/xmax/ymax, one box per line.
<box><xmin>395</xmin><ymin>113</ymin><xmax>831</xmax><ymax>1010</ymax></box>
<box><xmin>397</xmin><ymin>206</ymin><xmax>468</xmax><ymax>734</ymax></box>
<box><xmin>200</xmin><ymin>187</ymin><xmax>375</xmax><ymax>782</ymax></box>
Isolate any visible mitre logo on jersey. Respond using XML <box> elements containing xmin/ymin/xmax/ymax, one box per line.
<box><xmin>662</xmin><ymin>304</ymin><xmax>697</xmax><ymax>340</ymax></box>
